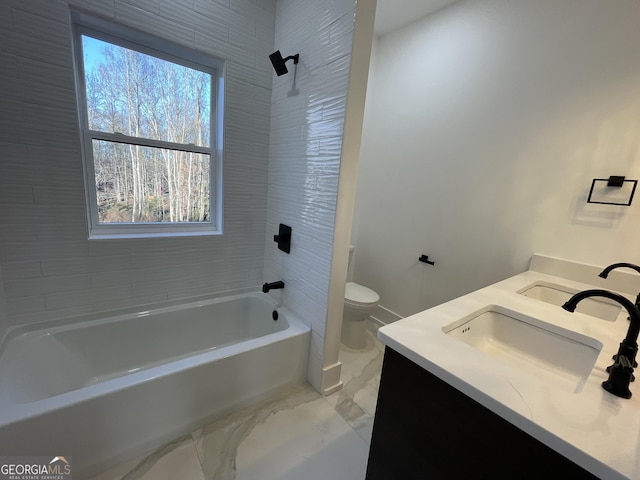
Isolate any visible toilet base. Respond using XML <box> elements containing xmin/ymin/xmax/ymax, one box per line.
<box><xmin>341</xmin><ymin>317</ymin><xmax>368</xmax><ymax>350</ymax></box>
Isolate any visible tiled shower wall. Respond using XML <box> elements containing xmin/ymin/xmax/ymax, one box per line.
<box><xmin>0</xmin><ymin>0</ymin><xmax>275</xmax><ymax>326</ymax></box>
<box><xmin>265</xmin><ymin>0</ymin><xmax>357</xmax><ymax>391</ymax></box>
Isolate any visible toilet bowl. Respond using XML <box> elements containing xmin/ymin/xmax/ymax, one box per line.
<box><xmin>342</xmin><ymin>281</ymin><xmax>379</xmax><ymax>349</ymax></box>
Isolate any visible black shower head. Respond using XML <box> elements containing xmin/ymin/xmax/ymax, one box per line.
<box><xmin>269</xmin><ymin>50</ymin><xmax>299</xmax><ymax>76</ymax></box>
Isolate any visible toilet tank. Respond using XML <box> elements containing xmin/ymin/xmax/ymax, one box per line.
<box><xmin>347</xmin><ymin>245</ymin><xmax>355</xmax><ymax>282</ymax></box>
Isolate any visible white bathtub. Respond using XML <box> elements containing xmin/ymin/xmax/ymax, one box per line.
<box><xmin>0</xmin><ymin>292</ymin><xmax>309</xmax><ymax>477</ymax></box>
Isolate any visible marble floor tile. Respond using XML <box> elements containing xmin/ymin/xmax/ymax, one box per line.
<box><xmin>193</xmin><ymin>384</ymin><xmax>321</xmax><ymax>479</ymax></box>
<box><xmin>88</xmin><ymin>434</ymin><xmax>205</xmax><ymax>480</ymax></box>
<box><xmin>338</xmin><ymin>323</ymin><xmax>383</xmax><ymax>382</ymax></box>
<box><xmin>327</xmin><ymin>324</ymin><xmax>384</xmax><ymax>444</ymax></box>
<box><xmin>233</xmin><ymin>395</ymin><xmax>369</xmax><ymax>480</ymax></box>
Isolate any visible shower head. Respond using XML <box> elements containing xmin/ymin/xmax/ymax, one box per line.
<box><xmin>269</xmin><ymin>50</ymin><xmax>299</xmax><ymax>76</ymax></box>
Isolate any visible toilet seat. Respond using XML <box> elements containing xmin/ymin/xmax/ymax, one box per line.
<box><xmin>345</xmin><ymin>282</ymin><xmax>379</xmax><ymax>308</ymax></box>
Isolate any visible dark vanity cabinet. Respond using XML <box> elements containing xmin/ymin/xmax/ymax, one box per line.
<box><xmin>365</xmin><ymin>347</ymin><xmax>599</xmax><ymax>480</ymax></box>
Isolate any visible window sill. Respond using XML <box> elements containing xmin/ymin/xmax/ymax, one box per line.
<box><xmin>88</xmin><ymin>230</ymin><xmax>221</xmax><ymax>240</ymax></box>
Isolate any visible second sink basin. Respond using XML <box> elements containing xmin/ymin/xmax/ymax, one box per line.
<box><xmin>518</xmin><ymin>281</ymin><xmax>622</xmax><ymax>322</ymax></box>
<box><xmin>443</xmin><ymin>305</ymin><xmax>603</xmax><ymax>393</ymax></box>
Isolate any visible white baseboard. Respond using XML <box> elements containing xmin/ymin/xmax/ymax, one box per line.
<box><xmin>321</xmin><ymin>361</ymin><xmax>343</xmax><ymax>395</ymax></box>
<box><xmin>369</xmin><ymin>304</ymin><xmax>403</xmax><ymax>326</ymax></box>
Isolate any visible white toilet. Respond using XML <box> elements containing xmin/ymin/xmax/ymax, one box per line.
<box><xmin>341</xmin><ymin>246</ymin><xmax>379</xmax><ymax>349</ymax></box>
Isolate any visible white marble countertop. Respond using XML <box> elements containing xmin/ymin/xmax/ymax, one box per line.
<box><xmin>377</xmin><ymin>255</ymin><xmax>640</xmax><ymax>480</ymax></box>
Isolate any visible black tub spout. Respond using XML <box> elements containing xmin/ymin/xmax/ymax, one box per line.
<box><xmin>262</xmin><ymin>281</ymin><xmax>285</xmax><ymax>293</ymax></box>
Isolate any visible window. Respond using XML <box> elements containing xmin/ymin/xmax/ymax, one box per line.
<box><xmin>72</xmin><ymin>12</ymin><xmax>224</xmax><ymax>238</ymax></box>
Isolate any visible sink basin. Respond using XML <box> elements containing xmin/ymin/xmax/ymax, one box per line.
<box><xmin>443</xmin><ymin>305</ymin><xmax>602</xmax><ymax>393</ymax></box>
<box><xmin>518</xmin><ymin>281</ymin><xmax>622</xmax><ymax>322</ymax></box>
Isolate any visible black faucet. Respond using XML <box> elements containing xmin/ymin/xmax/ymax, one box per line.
<box><xmin>262</xmin><ymin>281</ymin><xmax>285</xmax><ymax>293</ymax></box>
<box><xmin>599</xmin><ymin>262</ymin><xmax>640</xmax><ymax>307</ymax></box>
<box><xmin>562</xmin><ymin>289</ymin><xmax>640</xmax><ymax>399</ymax></box>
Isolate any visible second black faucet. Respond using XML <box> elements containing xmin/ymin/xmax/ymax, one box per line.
<box><xmin>599</xmin><ymin>262</ymin><xmax>640</xmax><ymax>307</ymax></box>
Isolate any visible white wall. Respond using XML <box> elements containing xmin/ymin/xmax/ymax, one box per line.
<box><xmin>352</xmin><ymin>0</ymin><xmax>640</xmax><ymax>318</ymax></box>
<box><xmin>265</xmin><ymin>0</ymin><xmax>357</xmax><ymax>391</ymax></box>
<box><xmin>0</xmin><ymin>0</ymin><xmax>275</xmax><ymax>326</ymax></box>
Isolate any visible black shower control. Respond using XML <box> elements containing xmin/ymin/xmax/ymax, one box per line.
<box><xmin>274</xmin><ymin>224</ymin><xmax>292</xmax><ymax>254</ymax></box>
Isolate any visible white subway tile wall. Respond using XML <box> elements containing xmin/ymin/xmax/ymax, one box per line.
<box><xmin>0</xmin><ymin>0</ymin><xmax>274</xmax><ymax>325</ymax></box>
<box><xmin>265</xmin><ymin>0</ymin><xmax>356</xmax><ymax>390</ymax></box>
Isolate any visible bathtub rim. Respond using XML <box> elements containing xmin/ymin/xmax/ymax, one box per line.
<box><xmin>0</xmin><ymin>290</ymin><xmax>308</xmax><ymax>429</ymax></box>
<box><xmin>0</xmin><ymin>287</ymin><xmax>272</xmax><ymax>354</ymax></box>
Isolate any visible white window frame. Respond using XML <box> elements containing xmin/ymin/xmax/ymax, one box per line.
<box><xmin>71</xmin><ymin>11</ymin><xmax>224</xmax><ymax>239</ymax></box>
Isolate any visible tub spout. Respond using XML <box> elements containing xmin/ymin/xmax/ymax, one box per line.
<box><xmin>262</xmin><ymin>281</ymin><xmax>285</xmax><ymax>293</ymax></box>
